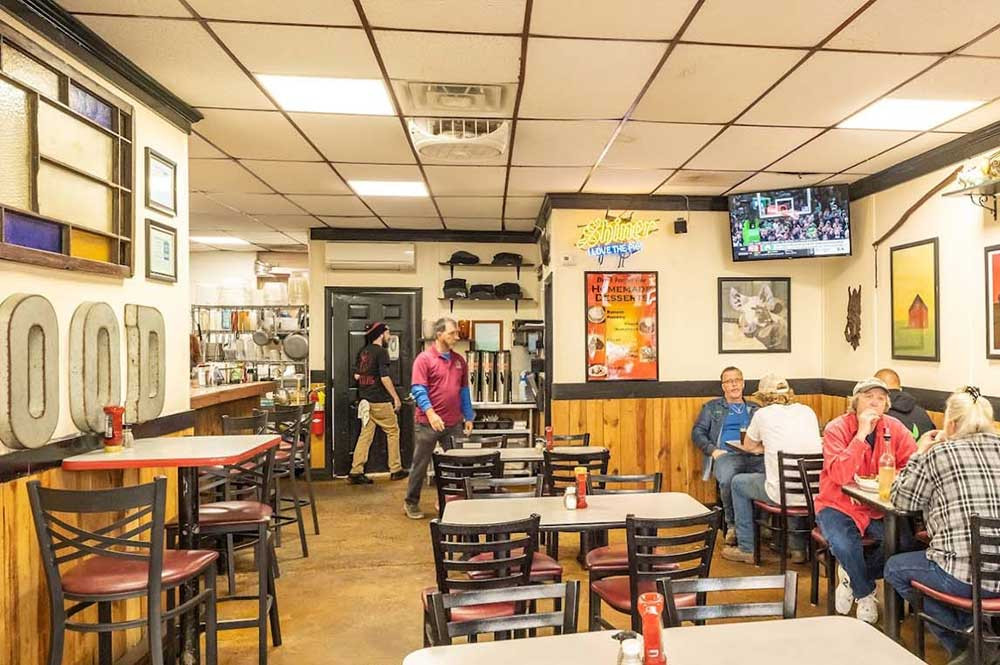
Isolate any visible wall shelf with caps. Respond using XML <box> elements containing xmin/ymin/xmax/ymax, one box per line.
<box><xmin>438</xmin><ymin>296</ymin><xmax>534</xmax><ymax>313</ymax></box>
<box><xmin>943</xmin><ymin>178</ymin><xmax>1000</xmax><ymax>220</ymax></box>
<box><xmin>439</xmin><ymin>261</ymin><xmax>535</xmax><ymax>279</ymax></box>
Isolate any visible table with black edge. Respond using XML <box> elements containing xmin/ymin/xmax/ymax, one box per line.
<box><xmin>63</xmin><ymin>434</ymin><xmax>282</xmax><ymax>665</ymax></box>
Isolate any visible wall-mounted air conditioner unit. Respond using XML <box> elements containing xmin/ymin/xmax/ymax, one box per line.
<box><xmin>324</xmin><ymin>242</ymin><xmax>415</xmax><ymax>271</ymax></box>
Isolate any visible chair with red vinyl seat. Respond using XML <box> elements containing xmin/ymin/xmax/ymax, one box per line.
<box><xmin>28</xmin><ymin>476</ymin><xmax>218</xmax><ymax>665</ymax></box>
<box><xmin>752</xmin><ymin>451</ymin><xmax>824</xmax><ymax>572</ymax></box>
<box><xmin>432</xmin><ymin>450</ymin><xmax>501</xmax><ymax>519</ymax></box>
<box><xmin>590</xmin><ymin>509</ymin><xmax>721</xmax><ymax>632</ymax></box>
<box><xmin>423</xmin><ymin>515</ymin><xmax>540</xmax><ymax>647</ymax></box>
<box><xmin>911</xmin><ymin>515</ymin><xmax>1000</xmax><ymax>663</ymax></box>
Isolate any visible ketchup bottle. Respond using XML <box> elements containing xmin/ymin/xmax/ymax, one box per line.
<box><xmin>574</xmin><ymin>466</ymin><xmax>588</xmax><ymax>509</ymax></box>
<box><xmin>545</xmin><ymin>426</ymin><xmax>554</xmax><ymax>451</ymax></box>
<box><xmin>637</xmin><ymin>592</ymin><xmax>667</xmax><ymax>665</ymax></box>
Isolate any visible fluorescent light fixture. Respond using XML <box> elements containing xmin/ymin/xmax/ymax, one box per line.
<box><xmin>257</xmin><ymin>74</ymin><xmax>394</xmax><ymax>115</ymax></box>
<box><xmin>349</xmin><ymin>180</ymin><xmax>429</xmax><ymax>197</ymax></box>
<box><xmin>838</xmin><ymin>98</ymin><xmax>984</xmax><ymax>131</ymax></box>
<box><xmin>190</xmin><ymin>236</ymin><xmax>251</xmax><ymax>246</ymax></box>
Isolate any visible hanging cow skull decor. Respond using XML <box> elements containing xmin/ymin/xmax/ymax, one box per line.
<box><xmin>845</xmin><ymin>285</ymin><xmax>861</xmax><ymax>350</ymax></box>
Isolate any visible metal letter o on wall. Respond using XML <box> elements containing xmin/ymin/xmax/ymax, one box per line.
<box><xmin>70</xmin><ymin>302</ymin><xmax>121</xmax><ymax>433</ymax></box>
<box><xmin>0</xmin><ymin>294</ymin><xmax>59</xmax><ymax>449</ymax></box>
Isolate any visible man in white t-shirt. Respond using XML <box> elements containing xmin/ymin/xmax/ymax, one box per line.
<box><xmin>721</xmin><ymin>374</ymin><xmax>822</xmax><ymax>564</ymax></box>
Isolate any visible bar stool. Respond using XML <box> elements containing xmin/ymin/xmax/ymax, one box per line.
<box><xmin>258</xmin><ymin>405</ymin><xmax>318</xmax><ymax>557</ymax></box>
<box><xmin>28</xmin><ymin>476</ymin><xmax>219</xmax><ymax>665</ymax></box>
<box><xmin>219</xmin><ymin>412</ymin><xmax>270</xmax><ymax>592</ymax></box>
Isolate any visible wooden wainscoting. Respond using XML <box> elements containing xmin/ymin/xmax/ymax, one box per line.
<box><xmin>0</xmin><ymin>428</ymin><xmax>188</xmax><ymax>665</ymax></box>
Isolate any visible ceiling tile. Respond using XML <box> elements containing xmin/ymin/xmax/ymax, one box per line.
<box><xmin>334</xmin><ymin>164</ymin><xmax>424</xmax><ymax>182</ymax></box>
<box><xmin>654</xmin><ymin>170</ymin><xmax>755</xmax><ymax>195</ymax></box>
<box><xmin>888</xmin><ymin>57</ymin><xmax>1000</xmax><ymax>102</ymax></box>
<box><xmin>846</xmin><ymin>132</ymin><xmax>963</xmax><ymax>174</ymax></box>
<box><xmin>729</xmin><ymin>172</ymin><xmax>834</xmax><ymax>194</ymax></box>
<box><xmin>236</xmin><ymin>232</ymin><xmax>297</xmax><ymax>244</ymax></box>
<box><xmin>185</xmin><ymin>0</ymin><xmax>360</xmax><ymax>25</ymax></box>
<box><xmin>190</xmin><ymin>134</ymin><xmax>226</xmax><ymax>158</ymax></box>
<box><xmin>190</xmin><ymin>242</ymin><xmax>215</xmax><ymax>252</ymax></box>
<box><xmin>530</xmin><ymin>0</ymin><xmax>696</xmax><ymax>39</ymax></box>
<box><xmin>436</xmin><ymin>197</ymin><xmax>503</xmax><ymax>217</ymax></box>
<box><xmin>189</xmin><ymin>160</ymin><xmax>271</xmax><ymax>193</ymax></box>
<box><xmin>603</xmin><ymin>121</ymin><xmax>722</xmax><ymax>169</ymax></box>
<box><xmin>684</xmin><ymin>0</ymin><xmax>868</xmax><ymax>47</ymax></box>
<box><xmin>519</xmin><ymin>38</ymin><xmax>666</xmax><ymax>119</ymax></box>
<box><xmin>60</xmin><ymin>0</ymin><xmax>189</xmax><ymax>16</ymax></box>
<box><xmin>820</xmin><ymin>173</ymin><xmax>868</xmax><ymax>185</ymax></box>
<box><xmin>290</xmin><ymin>114</ymin><xmax>414</xmax><ymax>163</ymax></box>
<box><xmin>208</xmin><ymin>193</ymin><xmax>304</xmax><ymax>215</ymax></box>
<box><xmin>362</xmin><ymin>197</ymin><xmax>439</xmax><ymax>216</ymax></box>
<box><xmin>424</xmin><ymin>166</ymin><xmax>506</xmax><ymax>195</ymax></box>
<box><xmin>361</xmin><ymin>0</ymin><xmax>526</xmax><ymax>32</ymax></box>
<box><xmin>582</xmin><ymin>168</ymin><xmax>673</xmax><ymax>194</ymax></box>
<box><xmin>78</xmin><ymin>17</ymin><xmax>272</xmax><ymax>109</ymax></box>
<box><xmin>504</xmin><ymin>197</ymin><xmax>544</xmax><ymax>218</ymax></box>
<box><xmin>937</xmin><ymin>99</ymin><xmax>1000</xmax><ymax>132</ymax></box>
<box><xmin>505</xmin><ymin>218</ymin><xmax>536</xmax><ymax>231</ymax></box>
<box><xmin>197</xmin><ymin>110</ymin><xmax>317</xmax><ymax>160</ymax></box>
<box><xmin>320</xmin><ymin>216</ymin><xmax>385</xmax><ymax>228</ymax></box>
<box><xmin>375</xmin><ymin>31</ymin><xmax>521</xmax><ymax>83</ymax></box>
<box><xmin>507</xmin><ymin>167</ymin><xmax>589</xmax><ymax>195</ymax></box>
<box><xmin>383</xmin><ymin>217</ymin><xmax>444</xmax><ymax>229</ymax></box>
<box><xmin>190</xmin><ymin>193</ymin><xmax>239</xmax><ymax>215</ymax></box>
<box><xmin>826</xmin><ymin>0</ymin><xmax>1000</xmax><ymax>53</ymax></box>
<box><xmin>287</xmin><ymin>195</ymin><xmax>371</xmax><ymax>216</ymax></box>
<box><xmin>255</xmin><ymin>215</ymin><xmax>318</xmax><ymax>232</ymax></box>
<box><xmin>964</xmin><ymin>28</ymin><xmax>1000</xmax><ymax>57</ymax></box>
<box><xmin>241</xmin><ymin>161</ymin><xmax>350</xmax><ymax>195</ymax></box>
<box><xmin>445</xmin><ymin>218</ymin><xmax>503</xmax><ymax>231</ymax></box>
<box><xmin>512</xmin><ymin>120</ymin><xmax>617</xmax><ymax>166</ymax></box>
<box><xmin>685</xmin><ymin>126</ymin><xmax>823</xmax><ymax>171</ymax></box>
<box><xmin>633</xmin><ymin>45</ymin><xmax>804</xmax><ymax>123</ymax></box>
<box><xmin>189</xmin><ymin>213</ymin><xmax>249</xmax><ymax>231</ymax></box>
<box><xmin>770</xmin><ymin>129</ymin><xmax>920</xmax><ymax>173</ymax></box>
<box><xmin>740</xmin><ymin>51</ymin><xmax>937</xmax><ymax>126</ymax></box>
<box><xmin>212</xmin><ymin>24</ymin><xmax>380</xmax><ymax>78</ymax></box>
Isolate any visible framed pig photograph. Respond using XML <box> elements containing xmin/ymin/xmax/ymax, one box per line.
<box><xmin>718</xmin><ymin>277</ymin><xmax>791</xmax><ymax>353</ymax></box>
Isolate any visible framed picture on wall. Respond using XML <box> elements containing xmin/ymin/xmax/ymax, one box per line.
<box><xmin>985</xmin><ymin>244</ymin><xmax>1000</xmax><ymax>359</ymax></box>
<box><xmin>145</xmin><ymin>148</ymin><xmax>177</xmax><ymax>216</ymax></box>
<box><xmin>145</xmin><ymin>219</ymin><xmax>176</xmax><ymax>283</ymax></box>
<box><xmin>890</xmin><ymin>238</ymin><xmax>939</xmax><ymax>361</ymax></box>
<box><xmin>717</xmin><ymin>277</ymin><xmax>791</xmax><ymax>353</ymax></box>
<box><xmin>584</xmin><ymin>271</ymin><xmax>658</xmax><ymax>381</ymax></box>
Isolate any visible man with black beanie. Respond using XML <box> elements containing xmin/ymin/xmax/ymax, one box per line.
<box><xmin>875</xmin><ymin>368</ymin><xmax>936</xmax><ymax>438</ymax></box>
<box><xmin>350</xmin><ymin>322</ymin><xmax>407</xmax><ymax>484</ymax></box>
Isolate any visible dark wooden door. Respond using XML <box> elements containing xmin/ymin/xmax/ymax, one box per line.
<box><xmin>326</xmin><ymin>288</ymin><xmax>421</xmax><ymax>476</ymax></box>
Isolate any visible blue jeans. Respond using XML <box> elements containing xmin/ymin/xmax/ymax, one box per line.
<box><xmin>714</xmin><ymin>452</ymin><xmax>764</xmax><ymax>527</ymax></box>
<box><xmin>885</xmin><ymin>550</ymin><xmax>1000</xmax><ymax>657</ymax></box>
<box><xmin>731</xmin><ymin>473</ymin><xmax>806</xmax><ymax>554</ymax></box>
<box><xmin>816</xmin><ymin>507</ymin><xmax>915</xmax><ymax>599</ymax></box>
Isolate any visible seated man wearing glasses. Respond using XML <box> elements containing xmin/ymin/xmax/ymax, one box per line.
<box><xmin>885</xmin><ymin>387</ymin><xmax>1000</xmax><ymax>665</ymax></box>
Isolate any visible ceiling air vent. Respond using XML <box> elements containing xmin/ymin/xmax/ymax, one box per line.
<box><xmin>408</xmin><ymin>118</ymin><xmax>510</xmax><ymax>162</ymax></box>
<box><xmin>406</xmin><ymin>82</ymin><xmax>506</xmax><ymax>114</ymax></box>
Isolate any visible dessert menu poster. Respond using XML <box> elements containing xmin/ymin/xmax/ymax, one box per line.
<box><xmin>585</xmin><ymin>271</ymin><xmax>658</xmax><ymax>382</ymax></box>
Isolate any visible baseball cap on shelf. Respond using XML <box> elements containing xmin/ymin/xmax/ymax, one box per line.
<box><xmin>448</xmin><ymin>251</ymin><xmax>480</xmax><ymax>265</ymax></box>
<box><xmin>491</xmin><ymin>252</ymin><xmax>523</xmax><ymax>266</ymax></box>
<box><xmin>494</xmin><ymin>282</ymin><xmax>523</xmax><ymax>300</ymax></box>
<box><xmin>757</xmin><ymin>374</ymin><xmax>790</xmax><ymax>395</ymax></box>
<box><xmin>443</xmin><ymin>278</ymin><xmax>468</xmax><ymax>298</ymax></box>
<box><xmin>852</xmin><ymin>377</ymin><xmax>889</xmax><ymax>396</ymax></box>
<box><xmin>468</xmin><ymin>283</ymin><xmax>495</xmax><ymax>300</ymax></box>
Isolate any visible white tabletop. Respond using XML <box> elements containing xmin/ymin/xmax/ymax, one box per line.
<box><xmin>403</xmin><ymin>616</ymin><xmax>923</xmax><ymax>665</ymax></box>
<box><xmin>440</xmin><ymin>446</ymin><xmax>606</xmax><ymax>463</ymax></box>
<box><xmin>62</xmin><ymin>435</ymin><xmax>281</xmax><ymax>470</ymax></box>
<box><xmin>441</xmin><ymin>492</ymin><xmax>708</xmax><ymax>529</ymax></box>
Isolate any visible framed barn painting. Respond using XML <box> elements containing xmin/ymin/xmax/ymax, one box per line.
<box><xmin>890</xmin><ymin>238</ymin><xmax>939</xmax><ymax>361</ymax></box>
<box><xmin>718</xmin><ymin>277</ymin><xmax>791</xmax><ymax>353</ymax></box>
<box><xmin>985</xmin><ymin>244</ymin><xmax>1000</xmax><ymax>359</ymax></box>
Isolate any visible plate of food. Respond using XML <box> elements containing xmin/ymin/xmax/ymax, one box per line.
<box><xmin>854</xmin><ymin>474</ymin><xmax>878</xmax><ymax>492</ymax></box>
<box><xmin>587</xmin><ymin>305</ymin><xmax>606</xmax><ymax>324</ymax></box>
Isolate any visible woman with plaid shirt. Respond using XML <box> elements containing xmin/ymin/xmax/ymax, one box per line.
<box><xmin>886</xmin><ymin>387</ymin><xmax>1000</xmax><ymax>665</ymax></box>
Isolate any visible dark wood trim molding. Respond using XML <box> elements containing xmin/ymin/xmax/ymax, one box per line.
<box><xmin>310</xmin><ymin>370</ymin><xmax>326</xmax><ymax>384</ymax></box>
<box><xmin>309</xmin><ymin>227</ymin><xmax>537</xmax><ymax>244</ymax></box>
<box><xmin>0</xmin><ymin>0</ymin><xmax>202</xmax><ymax>131</ymax></box>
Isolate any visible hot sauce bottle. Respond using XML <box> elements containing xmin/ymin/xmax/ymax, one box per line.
<box><xmin>638</xmin><ymin>592</ymin><xmax>667</xmax><ymax>665</ymax></box>
<box><xmin>574</xmin><ymin>466</ymin><xmax>588</xmax><ymax>509</ymax></box>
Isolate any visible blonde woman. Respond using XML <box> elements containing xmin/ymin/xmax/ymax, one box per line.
<box><xmin>886</xmin><ymin>387</ymin><xmax>1000</xmax><ymax>665</ymax></box>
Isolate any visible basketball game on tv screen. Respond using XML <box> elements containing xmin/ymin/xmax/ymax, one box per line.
<box><xmin>728</xmin><ymin>185</ymin><xmax>851</xmax><ymax>261</ymax></box>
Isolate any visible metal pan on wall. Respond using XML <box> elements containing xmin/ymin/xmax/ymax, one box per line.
<box><xmin>282</xmin><ymin>332</ymin><xmax>309</xmax><ymax>360</ymax></box>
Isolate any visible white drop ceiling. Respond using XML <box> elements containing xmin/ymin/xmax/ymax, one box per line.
<box><xmin>58</xmin><ymin>0</ymin><xmax>1000</xmax><ymax>252</ymax></box>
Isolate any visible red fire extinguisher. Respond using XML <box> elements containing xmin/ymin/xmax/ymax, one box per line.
<box><xmin>310</xmin><ymin>390</ymin><xmax>325</xmax><ymax>436</ymax></box>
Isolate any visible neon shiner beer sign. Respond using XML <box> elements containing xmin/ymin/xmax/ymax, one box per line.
<box><xmin>575</xmin><ymin>213</ymin><xmax>659</xmax><ymax>266</ymax></box>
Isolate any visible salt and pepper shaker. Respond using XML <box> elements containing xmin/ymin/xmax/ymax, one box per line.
<box><xmin>612</xmin><ymin>631</ymin><xmax>642</xmax><ymax>665</ymax></box>
<box><xmin>564</xmin><ymin>486</ymin><xmax>577</xmax><ymax>510</ymax></box>
<box><xmin>122</xmin><ymin>423</ymin><xmax>134</xmax><ymax>449</ymax></box>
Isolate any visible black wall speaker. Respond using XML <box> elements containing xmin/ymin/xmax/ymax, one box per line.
<box><xmin>674</xmin><ymin>217</ymin><xmax>688</xmax><ymax>234</ymax></box>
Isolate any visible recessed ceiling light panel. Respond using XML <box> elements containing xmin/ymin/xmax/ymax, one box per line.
<box><xmin>348</xmin><ymin>180</ymin><xmax>429</xmax><ymax>197</ymax></box>
<box><xmin>838</xmin><ymin>98</ymin><xmax>984</xmax><ymax>131</ymax></box>
<box><xmin>190</xmin><ymin>236</ymin><xmax>251</xmax><ymax>246</ymax></box>
<box><xmin>257</xmin><ymin>74</ymin><xmax>395</xmax><ymax>115</ymax></box>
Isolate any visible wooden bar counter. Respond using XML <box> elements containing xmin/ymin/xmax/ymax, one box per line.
<box><xmin>190</xmin><ymin>381</ymin><xmax>277</xmax><ymax>435</ymax></box>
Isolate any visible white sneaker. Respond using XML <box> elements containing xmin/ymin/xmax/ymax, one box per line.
<box><xmin>855</xmin><ymin>592</ymin><xmax>879</xmax><ymax>624</ymax></box>
<box><xmin>835</xmin><ymin>564</ymin><xmax>855</xmax><ymax>615</ymax></box>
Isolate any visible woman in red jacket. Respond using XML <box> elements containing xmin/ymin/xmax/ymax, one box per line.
<box><xmin>815</xmin><ymin>377</ymin><xmax>917</xmax><ymax>623</ymax></box>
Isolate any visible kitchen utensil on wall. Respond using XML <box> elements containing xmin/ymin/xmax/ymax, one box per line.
<box><xmin>282</xmin><ymin>332</ymin><xmax>309</xmax><ymax>360</ymax></box>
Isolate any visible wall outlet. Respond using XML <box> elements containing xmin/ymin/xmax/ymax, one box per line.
<box><xmin>557</xmin><ymin>252</ymin><xmax>576</xmax><ymax>267</ymax></box>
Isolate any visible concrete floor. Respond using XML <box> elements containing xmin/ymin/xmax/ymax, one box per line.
<box><xmin>215</xmin><ymin>477</ymin><xmax>947</xmax><ymax>665</ymax></box>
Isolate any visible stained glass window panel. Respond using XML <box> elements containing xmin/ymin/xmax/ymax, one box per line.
<box><xmin>0</xmin><ymin>78</ymin><xmax>32</xmax><ymax>210</ymax></box>
<box><xmin>69</xmin><ymin>228</ymin><xmax>113</xmax><ymax>262</ymax></box>
<box><xmin>4</xmin><ymin>212</ymin><xmax>62</xmax><ymax>253</ymax></box>
<box><xmin>38</xmin><ymin>101</ymin><xmax>114</xmax><ymax>181</ymax></box>
<box><xmin>37</xmin><ymin>163</ymin><xmax>113</xmax><ymax>234</ymax></box>
<box><xmin>69</xmin><ymin>83</ymin><xmax>113</xmax><ymax>130</ymax></box>
<box><xmin>1</xmin><ymin>46</ymin><xmax>58</xmax><ymax>98</ymax></box>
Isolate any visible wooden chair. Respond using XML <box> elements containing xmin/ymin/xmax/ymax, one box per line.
<box><xmin>911</xmin><ymin>515</ymin><xmax>1000</xmax><ymax>663</ymax></box>
<box><xmin>659</xmin><ymin>572</ymin><xmax>798</xmax><ymax>627</ymax></box>
<box><xmin>432</xmin><ymin>450</ymin><xmax>502</xmax><ymax>519</ymax></box>
<box><xmin>590</xmin><ymin>509</ymin><xmax>721</xmax><ymax>632</ymax></box>
<box><xmin>27</xmin><ymin>477</ymin><xmax>219</xmax><ymax>665</ymax></box>
<box><xmin>585</xmin><ymin>473</ymin><xmax>663</xmax><ymax>589</ymax></box>
<box><xmin>423</xmin><ymin>515</ymin><xmax>539</xmax><ymax>647</ymax></box>
<box><xmin>542</xmin><ymin>449</ymin><xmax>610</xmax><ymax>559</ymax></box>
<box><xmin>428</xmin><ymin>580</ymin><xmax>580</xmax><ymax>645</ymax></box>
<box><xmin>752</xmin><ymin>451</ymin><xmax>823</xmax><ymax>572</ymax></box>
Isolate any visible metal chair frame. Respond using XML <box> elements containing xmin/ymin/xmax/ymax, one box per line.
<box><xmin>660</xmin><ymin>572</ymin><xmax>798</xmax><ymax>626</ymax></box>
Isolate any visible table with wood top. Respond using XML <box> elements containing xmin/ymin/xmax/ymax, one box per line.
<box><xmin>842</xmin><ymin>482</ymin><xmax>917</xmax><ymax>642</ymax></box>
<box><xmin>63</xmin><ymin>434</ymin><xmax>282</xmax><ymax>665</ymax></box>
<box><xmin>402</xmin><ymin>616</ymin><xmax>924</xmax><ymax>665</ymax></box>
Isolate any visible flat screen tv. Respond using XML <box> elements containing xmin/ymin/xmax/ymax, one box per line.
<box><xmin>728</xmin><ymin>184</ymin><xmax>851</xmax><ymax>261</ymax></box>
